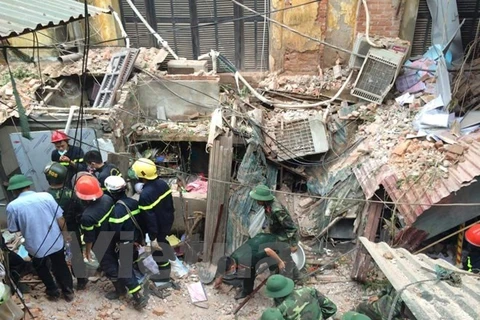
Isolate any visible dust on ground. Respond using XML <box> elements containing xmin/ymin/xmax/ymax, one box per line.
<box><xmin>18</xmin><ymin>255</ymin><xmax>367</xmax><ymax>320</ymax></box>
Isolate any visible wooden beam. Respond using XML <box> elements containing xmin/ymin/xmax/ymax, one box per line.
<box><xmin>203</xmin><ymin>133</ymin><xmax>233</xmax><ymax>263</ymax></box>
<box><xmin>350</xmin><ymin>202</ymin><xmax>383</xmax><ymax>282</ymax></box>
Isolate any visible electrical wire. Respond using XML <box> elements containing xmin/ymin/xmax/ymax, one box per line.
<box><xmin>31</xmin><ymin>2</ymin><xmax>91</xmax><ymax>264</ymax></box>
<box><xmin>11</xmin><ymin>110</ymin><xmax>480</xmax><ymax>208</ymax></box>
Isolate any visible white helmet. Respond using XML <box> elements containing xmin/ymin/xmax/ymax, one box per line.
<box><xmin>104</xmin><ymin>175</ymin><xmax>126</xmax><ymax>193</ymax></box>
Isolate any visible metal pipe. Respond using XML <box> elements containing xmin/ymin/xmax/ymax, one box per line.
<box><xmin>57</xmin><ymin>53</ymin><xmax>82</xmax><ymax>63</ymax></box>
<box><xmin>124</xmin><ymin>0</ymin><xmax>178</xmax><ymax>59</ymax></box>
<box><xmin>110</xmin><ymin>6</ymin><xmax>130</xmax><ymax>48</ymax></box>
<box><xmin>64</xmin><ymin>105</ymin><xmax>80</xmax><ymax>133</ymax></box>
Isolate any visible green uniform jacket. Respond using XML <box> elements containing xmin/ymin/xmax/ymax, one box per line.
<box><xmin>275</xmin><ymin>287</ymin><xmax>337</xmax><ymax>320</ymax></box>
<box><xmin>267</xmin><ymin>199</ymin><xmax>299</xmax><ymax>247</ymax></box>
<box><xmin>47</xmin><ymin>187</ymin><xmax>84</xmax><ymax>225</ymax></box>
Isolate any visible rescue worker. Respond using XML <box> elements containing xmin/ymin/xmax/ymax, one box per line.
<box><xmin>131</xmin><ymin>158</ymin><xmax>175</xmax><ymax>281</ymax></box>
<box><xmin>6</xmin><ymin>174</ymin><xmax>74</xmax><ymax>302</ymax></box>
<box><xmin>214</xmin><ymin>233</ymin><xmax>293</xmax><ymax>300</ymax></box>
<box><xmin>261</xmin><ymin>308</ymin><xmax>285</xmax><ymax>320</ymax></box>
<box><xmin>355</xmin><ymin>286</ymin><xmax>402</xmax><ymax>320</ymax></box>
<box><xmin>84</xmin><ymin>150</ymin><xmax>121</xmax><ymax>191</ymax></box>
<box><xmin>76</xmin><ymin>175</ymin><xmax>147</xmax><ymax>309</ymax></box>
<box><xmin>464</xmin><ymin>224</ymin><xmax>480</xmax><ymax>273</ymax></box>
<box><xmin>264</xmin><ymin>274</ymin><xmax>337</xmax><ymax>320</ymax></box>
<box><xmin>102</xmin><ymin>176</ymin><xmax>147</xmax><ymax>308</ymax></box>
<box><xmin>44</xmin><ymin>162</ymin><xmax>88</xmax><ymax>290</ymax></box>
<box><xmin>250</xmin><ymin>184</ymin><xmax>300</xmax><ymax>279</ymax></box>
<box><xmin>50</xmin><ymin>130</ymin><xmax>86</xmax><ymax>188</ymax></box>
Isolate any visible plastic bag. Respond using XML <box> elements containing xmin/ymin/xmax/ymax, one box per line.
<box><xmin>248</xmin><ymin>207</ymin><xmax>266</xmax><ymax>238</ymax></box>
<box><xmin>170</xmin><ymin>256</ymin><xmax>189</xmax><ymax>278</ymax></box>
<box><xmin>137</xmin><ymin>246</ymin><xmax>160</xmax><ymax>275</ymax></box>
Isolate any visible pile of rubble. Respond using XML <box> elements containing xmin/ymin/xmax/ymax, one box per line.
<box><xmin>133</xmin><ymin>120</ymin><xmax>211</xmax><ymax>138</ymax></box>
<box><xmin>0</xmin><ymin>75</ymin><xmax>42</xmax><ymax>123</ymax></box>
<box><xmin>354</xmin><ymin>98</ymin><xmax>473</xmax><ymax>185</ymax></box>
<box><xmin>258</xmin><ymin>66</ymin><xmax>353</xmax><ymax>96</ymax></box>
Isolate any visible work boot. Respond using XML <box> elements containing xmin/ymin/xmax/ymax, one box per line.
<box><xmin>46</xmin><ymin>288</ymin><xmax>61</xmax><ymax>301</ymax></box>
<box><xmin>105</xmin><ymin>281</ymin><xmax>127</xmax><ymax>300</ymax></box>
<box><xmin>132</xmin><ymin>292</ymin><xmax>148</xmax><ymax>310</ymax></box>
<box><xmin>234</xmin><ymin>290</ymin><xmax>250</xmax><ymax>300</ymax></box>
<box><xmin>63</xmin><ymin>289</ymin><xmax>75</xmax><ymax>302</ymax></box>
<box><xmin>76</xmin><ymin>278</ymin><xmax>89</xmax><ymax>290</ymax></box>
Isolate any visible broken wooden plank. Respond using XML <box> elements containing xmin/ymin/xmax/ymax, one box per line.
<box><xmin>350</xmin><ymin>202</ymin><xmax>383</xmax><ymax>282</ymax></box>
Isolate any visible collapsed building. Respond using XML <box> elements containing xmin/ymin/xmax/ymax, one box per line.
<box><xmin>1</xmin><ymin>0</ymin><xmax>480</xmax><ymax>319</ymax></box>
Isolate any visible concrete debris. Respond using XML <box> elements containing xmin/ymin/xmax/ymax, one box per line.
<box><xmin>133</xmin><ymin>120</ymin><xmax>210</xmax><ymax>138</ymax></box>
<box><xmin>258</xmin><ymin>66</ymin><xmax>353</xmax><ymax>96</ymax></box>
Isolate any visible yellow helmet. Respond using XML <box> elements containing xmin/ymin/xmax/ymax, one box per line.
<box><xmin>132</xmin><ymin>158</ymin><xmax>158</xmax><ymax>180</ymax></box>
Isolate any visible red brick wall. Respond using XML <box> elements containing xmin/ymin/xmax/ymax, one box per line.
<box><xmin>279</xmin><ymin>0</ymin><xmax>404</xmax><ymax>72</ymax></box>
<box><xmin>356</xmin><ymin>0</ymin><xmax>404</xmax><ymax>38</ymax></box>
<box><xmin>317</xmin><ymin>0</ymin><xmax>329</xmax><ymax>64</ymax></box>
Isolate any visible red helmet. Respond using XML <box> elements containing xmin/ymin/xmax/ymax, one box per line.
<box><xmin>74</xmin><ymin>175</ymin><xmax>103</xmax><ymax>201</ymax></box>
<box><xmin>466</xmin><ymin>224</ymin><xmax>480</xmax><ymax>247</ymax></box>
<box><xmin>51</xmin><ymin>130</ymin><xmax>69</xmax><ymax>143</ymax></box>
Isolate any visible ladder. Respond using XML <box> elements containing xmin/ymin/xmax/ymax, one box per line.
<box><xmin>93</xmin><ymin>48</ymin><xmax>140</xmax><ymax>108</ymax></box>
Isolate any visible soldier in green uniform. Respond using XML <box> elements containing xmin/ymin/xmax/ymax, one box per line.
<box><xmin>264</xmin><ymin>274</ymin><xmax>337</xmax><ymax>320</ymax></box>
<box><xmin>250</xmin><ymin>185</ymin><xmax>299</xmax><ymax>249</ymax></box>
<box><xmin>250</xmin><ymin>184</ymin><xmax>301</xmax><ymax>280</ymax></box>
<box><xmin>44</xmin><ymin>162</ymin><xmax>88</xmax><ymax>290</ymax></box>
<box><xmin>355</xmin><ymin>286</ymin><xmax>402</xmax><ymax>320</ymax></box>
<box><xmin>214</xmin><ymin>233</ymin><xmax>292</xmax><ymax>300</ymax></box>
<box><xmin>261</xmin><ymin>308</ymin><xmax>285</xmax><ymax>320</ymax></box>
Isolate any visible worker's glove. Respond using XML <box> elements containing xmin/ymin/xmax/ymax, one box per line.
<box><xmin>151</xmin><ymin>239</ymin><xmax>162</xmax><ymax>252</ymax></box>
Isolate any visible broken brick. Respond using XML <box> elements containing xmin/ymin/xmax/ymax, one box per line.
<box><xmin>444</xmin><ymin>144</ymin><xmax>464</xmax><ymax>155</ymax></box>
<box><xmin>434</xmin><ymin>140</ymin><xmax>444</xmax><ymax>149</ymax></box>
<box><xmin>392</xmin><ymin>140</ymin><xmax>411</xmax><ymax>156</ymax></box>
<box><xmin>153</xmin><ymin>307</ymin><xmax>166</xmax><ymax>316</ymax></box>
<box><xmin>445</xmin><ymin>152</ymin><xmax>458</xmax><ymax>161</ymax></box>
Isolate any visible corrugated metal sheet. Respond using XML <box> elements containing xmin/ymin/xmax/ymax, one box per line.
<box><xmin>360</xmin><ymin>237</ymin><xmax>480</xmax><ymax>320</ymax></box>
<box><xmin>354</xmin><ymin>131</ymin><xmax>480</xmax><ymax>226</ymax></box>
<box><xmin>0</xmin><ymin>0</ymin><xmax>108</xmax><ymax>39</ymax></box>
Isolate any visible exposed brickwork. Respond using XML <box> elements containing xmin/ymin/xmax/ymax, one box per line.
<box><xmin>279</xmin><ymin>0</ymin><xmax>404</xmax><ymax>72</ymax></box>
<box><xmin>356</xmin><ymin>0</ymin><xmax>404</xmax><ymax>38</ymax></box>
<box><xmin>316</xmin><ymin>0</ymin><xmax>329</xmax><ymax>65</ymax></box>
<box><xmin>283</xmin><ymin>50</ymin><xmax>321</xmax><ymax>74</ymax></box>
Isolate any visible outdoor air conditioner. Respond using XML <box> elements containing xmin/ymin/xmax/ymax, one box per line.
<box><xmin>348</xmin><ymin>33</ymin><xmax>410</xmax><ymax>70</ymax></box>
<box><xmin>351</xmin><ymin>48</ymin><xmax>404</xmax><ymax>104</ymax></box>
<box><xmin>273</xmin><ymin>116</ymin><xmax>329</xmax><ymax>162</ymax></box>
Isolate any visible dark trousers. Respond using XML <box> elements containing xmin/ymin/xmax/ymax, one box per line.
<box><xmin>98</xmin><ymin>244</ymin><xmax>140</xmax><ymax>292</ymax></box>
<box><xmin>32</xmin><ymin>249</ymin><xmax>73</xmax><ymax>295</ymax></box>
<box><xmin>241</xmin><ymin>267</ymin><xmax>256</xmax><ymax>294</ymax></box>
<box><xmin>67</xmin><ymin>223</ymin><xmax>87</xmax><ymax>281</ymax></box>
<box><xmin>7</xmin><ymin>250</ymin><xmax>29</xmax><ymax>286</ymax></box>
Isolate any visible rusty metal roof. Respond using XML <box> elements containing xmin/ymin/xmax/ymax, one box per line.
<box><xmin>360</xmin><ymin>237</ymin><xmax>480</xmax><ymax>320</ymax></box>
<box><xmin>0</xmin><ymin>0</ymin><xmax>109</xmax><ymax>40</ymax></box>
<box><xmin>353</xmin><ymin>131</ymin><xmax>480</xmax><ymax>226</ymax></box>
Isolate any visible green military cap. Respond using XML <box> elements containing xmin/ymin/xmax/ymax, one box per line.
<box><xmin>264</xmin><ymin>274</ymin><xmax>294</xmax><ymax>298</ymax></box>
<box><xmin>341</xmin><ymin>311</ymin><xmax>372</xmax><ymax>320</ymax></box>
<box><xmin>7</xmin><ymin>174</ymin><xmax>33</xmax><ymax>191</ymax></box>
<box><xmin>261</xmin><ymin>308</ymin><xmax>284</xmax><ymax>320</ymax></box>
<box><xmin>250</xmin><ymin>184</ymin><xmax>274</xmax><ymax>201</ymax></box>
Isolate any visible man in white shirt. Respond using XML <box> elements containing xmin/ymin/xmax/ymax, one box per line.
<box><xmin>6</xmin><ymin>174</ymin><xmax>74</xmax><ymax>302</ymax></box>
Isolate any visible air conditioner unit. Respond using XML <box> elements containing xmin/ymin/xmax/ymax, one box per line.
<box><xmin>273</xmin><ymin>116</ymin><xmax>329</xmax><ymax>161</ymax></box>
<box><xmin>351</xmin><ymin>48</ymin><xmax>404</xmax><ymax>104</ymax></box>
<box><xmin>348</xmin><ymin>33</ymin><xmax>410</xmax><ymax>70</ymax></box>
